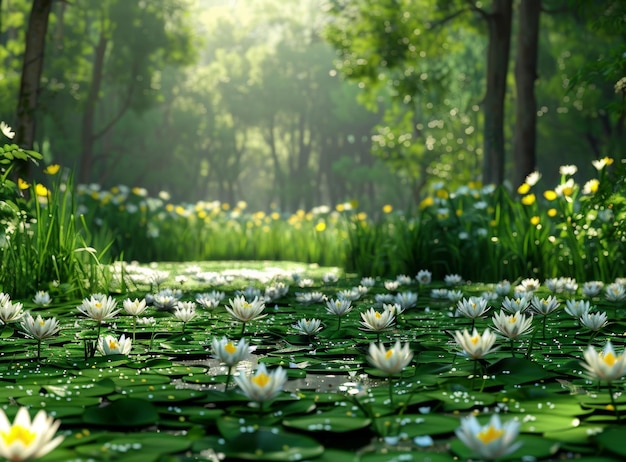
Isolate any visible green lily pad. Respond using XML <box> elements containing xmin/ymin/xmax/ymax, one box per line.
<box><xmin>82</xmin><ymin>398</ymin><xmax>159</xmax><ymax>427</ymax></box>
<box><xmin>283</xmin><ymin>411</ymin><xmax>371</xmax><ymax>433</ymax></box>
<box><xmin>594</xmin><ymin>425</ymin><xmax>626</xmax><ymax>457</ymax></box>
<box><xmin>214</xmin><ymin>426</ymin><xmax>324</xmax><ymax>460</ymax></box>
<box><xmin>373</xmin><ymin>413</ymin><xmax>460</xmax><ymax>437</ymax></box>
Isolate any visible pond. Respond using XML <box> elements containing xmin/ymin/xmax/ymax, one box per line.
<box><xmin>1</xmin><ymin>262</ymin><xmax>625</xmax><ymax>461</ymax></box>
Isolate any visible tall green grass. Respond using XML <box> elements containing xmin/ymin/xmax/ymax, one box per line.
<box><xmin>0</xmin><ymin>174</ymin><xmax>111</xmax><ymax>299</ymax></box>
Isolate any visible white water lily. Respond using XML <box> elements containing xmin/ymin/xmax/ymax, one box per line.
<box><xmin>580</xmin><ymin>311</ymin><xmax>608</xmax><ymax>332</ymax></box>
<box><xmin>226</xmin><ymin>295</ymin><xmax>266</xmax><ymax>323</ymax></box>
<box><xmin>211</xmin><ymin>337</ymin><xmax>251</xmax><ymax>367</ymax></box>
<box><xmin>20</xmin><ymin>314</ymin><xmax>60</xmax><ymax>340</ymax></box>
<box><xmin>0</xmin><ymin>407</ymin><xmax>64</xmax><ymax>461</ymax></box>
<box><xmin>581</xmin><ymin>341</ymin><xmax>626</xmax><ymax>382</ymax></box>
<box><xmin>529</xmin><ymin>295</ymin><xmax>560</xmax><ymax>316</ymax></box>
<box><xmin>0</xmin><ymin>300</ymin><xmax>24</xmax><ymax>325</ymax></box>
<box><xmin>173</xmin><ymin>301</ymin><xmax>197</xmax><ymax>323</ymax></box>
<box><xmin>292</xmin><ymin>318</ymin><xmax>323</xmax><ymax>336</ymax></box>
<box><xmin>394</xmin><ymin>291</ymin><xmax>418</xmax><ymax>311</ymax></box>
<box><xmin>415</xmin><ymin>269</ymin><xmax>432</xmax><ymax>285</ymax></box>
<box><xmin>564</xmin><ymin>299</ymin><xmax>591</xmax><ymax>318</ymax></box>
<box><xmin>582</xmin><ymin>281</ymin><xmax>604</xmax><ymax>297</ymax></box>
<box><xmin>32</xmin><ymin>291</ymin><xmax>52</xmax><ymax>307</ymax></box>
<box><xmin>234</xmin><ymin>363</ymin><xmax>287</xmax><ymax>404</ymax></box>
<box><xmin>367</xmin><ymin>340</ymin><xmax>413</xmax><ymax>376</ymax></box>
<box><xmin>453</xmin><ymin>328</ymin><xmax>498</xmax><ymax>360</ymax></box>
<box><xmin>502</xmin><ymin>296</ymin><xmax>530</xmax><ymax>313</ymax></box>
<box><xmin>122</xmin><ymin>298</ymin><xmax>147</xmax><ymax>316</ymax></box>
<box><xmin>456</xmin><ymin>297</ymin><xmax>490</xmax><ymax>320</ymax></box>
<box><xmin>360</xmin><ymin>308</ymin><xmax>395</xmax><ymax>332</ymax></box>
<box><xmin>77</xmin><ymin>294</ymin><xmax>120</xmax><ymax>323</ymax></box>
<box><xmin>97</xmin><ymin>334</ymin><xmax>132</xmax><ymax>355</ymax></box>
<box><xmin>491</xmin><ymin>310</ymin><xmax>533</xmax><ymax>339</ymax></box>
<box><xmin>605</xmin><ymin>282</ymin><xmax>626</xmax><ymax>302</ymax></box>
<box><xmin>325</xmin><ymin>298</ymin><xmax>353</xmax><ymax>322</ymax></box>
<box><xmin>195</xmin><ymin>291</ymin><xmax>225</xmax><ymax>309</ymax></box>
<box><xmin>455</xmin><ymin>414</ymin><xmax>522</xmax><ymax>460</ymax></box>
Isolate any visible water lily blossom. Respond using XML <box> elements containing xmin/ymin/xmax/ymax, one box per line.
<box><xmin>212</xmin><ymin>336</ymin><xmax>251</xmax><ymax>390</ymax></box>
<box><xmin>226</xmin><ymin>295</ymin><xmax>266</xmax><ymax>323</ymax></box>
<box><xmin>456</xmin><ymin>297</ymin><xmax>490</xmax><ymax>330</ymax></box>
<box><xmin>123</xmin><ymin>298</ymin><xmax>148</xmax><ymax>316</ymax></box>
<box><xmin>580</xmin><ymin>311</ymin><xmax>608</xmax><ymax>332</ymax></box>
<box><xmin>491</xmin><ymin>310</ymin><xmax>533</xmax><ymax>340</ymax></box>
<box><xmin>77</xmin><ymin>294</ymin><xmax>120</xmax><ymax>323</ymax></box>
<box><xmin>32</xmin><ymin>291</ymin><xmax>52</xmax><ymax>307</ymax></box>
<box><xmin>212</xmin><ymin>337</ymin><xmax>251</xmax><ymax>368</ymax></box>
<box><xmin>360</xmin><ymin>308</ymin><xmax>395</xmax><ymax>333</ymax></box>
<box><xmin>97</xmin><ymin>334</ymin><xmax>132</xmax><ymax>355</ymax></box>
<box><xmin>173</xmin><ymin>302</ymin><xmax>197</xmax><ymax>333</ymax></box>
<box><xmin>325</xmin><ymin>298</ymin><xmax>353</xmax><ymax>329</ymax></box>
<box><xmin>226</xmin><ymin>295</ymin><xmax>266</xmax><ymax>335</ymax></box>
<box><xmin>581</xmin><ymin>341</ymin><xmax>626</xmax><ymax>382</ymax></box>
<box><xmin>0</xmin><ymin>407</ymin><xmax>64</xmax><ymax>461</ymax></box>
<box><xmin>367</xmin><ymin>340</ymin><xmax>413</xmax><ymax>376</ymax></box>
<box><xmin>292</xmin><ymin>318</ymin><xmax>323</xmax><ymax>336</ymax></box>
<box><xmin>455</xmin><ymin>414</ymin><xmax>522</xmax><ymax>461</ymax></box>
<box><xmin>0</xmin><ymin>300</ymin><xmax>24</xmax><ymax>325</ymax></box>
<box><xmin>453</xmin><ymin>328</ymin><xmax>498</xmax><ymax>360</ymax></box>
<box><xmin>234</xmin><ymin>363</ymin><xmax>287</xmax><ymax>405</ymax></box>
<box><xmin>564</xmin><ymin>299</ymin><xmax>591</xmax><ymax>319</ymax></box>
<box><xmin>581</xmin><ymin>341</ymin><xmax>626</xmax><ymax>420</ymax></box>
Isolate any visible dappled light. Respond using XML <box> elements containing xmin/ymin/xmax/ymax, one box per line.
<box><xmin>1</xmin><ymin>0</ymin><xmax>625</xmax><ymax>460</ymax></box>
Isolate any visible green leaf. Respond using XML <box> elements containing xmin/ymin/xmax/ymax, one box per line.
<box><xmin>283</xmin><ymin>411</ymin><xmax>371</xmax><ymax>433</ymax></box>
<box><xmin>212</xmin><ymin>427</ymin><xmax>324</xmax><ymax>461</ymax></box>
<box><xmin>594</xmin><ymin>425</ymin><xmax>626</xmax><ymax>457</ymax></box>
<box><xmin>82</xmin><ymin>398</ymin><xmax>159</xmax><ymax>427</ymax></box>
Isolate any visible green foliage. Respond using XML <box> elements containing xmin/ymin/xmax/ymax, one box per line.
<box><xmin>0</xmin><ymin>124</ymin><xmax>110</xmax><ymax>298</ymax></box>
<box><xmin>346</xmin><ymin>158</ymin><xmax>626</xmax><ymax>282</ymax></box>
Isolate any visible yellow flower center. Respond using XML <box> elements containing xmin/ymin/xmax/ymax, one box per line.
<box><xmin>602</xmin><ymin>351</ymin><xmax>618</xmax><ymax>367</ymax></box>
<box><xmin>477</xmin><ymin>425</ymin><xmax>504</xmax><ymax>444</ymax></box>
<box><xmin>39</xmin><ymin>320</ymin><xmax>45</xmax><ymax>326</ymax></box>
<box><xmin>225</xmin><ymin>342</ymin><xmax>237</xmax><ymax>354</ymax></box>
<box><xmin>510</xmin><ymin>316</ymin><xmax>517</xmax><ymax>323</ymax></box>
<box><xmin>108</xmin><ymin>340</ymin><xmax>119</xmax><ymax>350</ymax></box>
<box><xmin>95</xmin><ymin>302</ymin><xmax>102</xmax><ymax>309</ymax></box>
<box><xmin>470</xmin><ymin>335</ymin><xmax>480</xmax><ymax>345</ymax></box>
<box><xmin>385</xmin><ymin>349</ymin><xmax>394</xmax><ymax>359</ymax></box>
<box><xmin>252</xmin><ymin>373</ymin><xmax>270</xmax><ymax>388</ymax></box>
<box><xmin>1</xmin><ymin>425</ymin><xmax>37</xmax><ymax>447</ymax></box>
<box><xmin>375</xmin><ymin>312</ymin><xmax>381</xmax><ymax>319</ymax></box>
<box><xmin>243</xmin><ymin>302</ymin><xmax>251</xmax><ymax>309</ymax></box>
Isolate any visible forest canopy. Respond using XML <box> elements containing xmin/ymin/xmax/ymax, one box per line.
<box><xmin>1</xmin><ymin>0</ymin><xmax>623</xmax><ymax>213</ymax></box>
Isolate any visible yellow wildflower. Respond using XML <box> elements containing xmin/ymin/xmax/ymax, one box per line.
<box><xmin>544</xmin><ymin>190</ymin><xmax>557</xmax><ymax>201</ymax></box>
<box><xmin>521</xmin><ymin>194</ymin><xmax>536</xmax><ymax>206</ymax></box>
<box><xmin>43</xmin><ymin>164</ymin><xmax>60</xmax><ymax>175</ymax></box>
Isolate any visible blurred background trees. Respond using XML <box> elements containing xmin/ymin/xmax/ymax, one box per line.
<box><xmin>1</xmin><ymin>0</ymin><xmax>623</xmax><ymax>213</ymax></box>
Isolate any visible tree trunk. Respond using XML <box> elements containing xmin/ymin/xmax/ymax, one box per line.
<box><xmin>14</xmin><ymin>0</ymin><xmax>53</xmax><ymax>176</ymax></box>
<box><xmin>482</xmin><ymin>0</ymin><xmax>512</xmax><ymax>185</ymax></box>
<box><xmin>513</xmin><ymin>0</ymin><xmax>541</xmax><ymax>187</ymax></box>
<box><xmin>79</xmin><ymin>32</ymin><xmax>108</xmax><ymax>183</ymax></box>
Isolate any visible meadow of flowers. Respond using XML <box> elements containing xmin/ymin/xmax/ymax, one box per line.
<box><xmin>2</xmin><ymin>121</ymin><xmax>626</xmax><ymax>461</ymax></box>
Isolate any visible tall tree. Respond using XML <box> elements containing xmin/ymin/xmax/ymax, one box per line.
<box><xmin>324</xmin><ymin>0</ymin><xmax>515</xmax><ymax>186</ymax></box>
<box><xmin>479</xmin><ymin>0</ymin><xmax>512</xmax><ymax>185</ymax></box>
<box><xmin>14</xmin><ymin>0</ymin><xmax>52</xmax><ymax>165</ymax></box>
<box><xmin>513</xmin><ymin>0</ymin><xmax>541</xmax><ymax>186</ymax></box>
<box><xmin>44</xmin><ymin>0</ymin><xmax>196</xmax><ymax>183</ymax></box>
